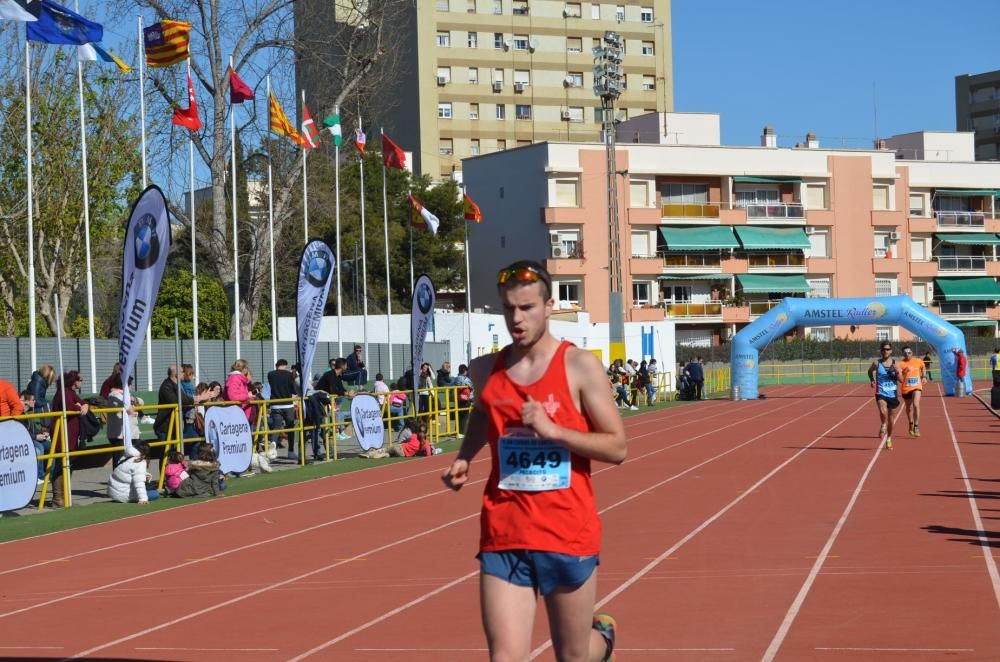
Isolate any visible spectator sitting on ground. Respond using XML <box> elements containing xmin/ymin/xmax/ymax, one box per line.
<box><xmin>389</xmin><ymin>419</ymin><xmax>435</xmax><ymax>457</ymax></box>
<box><xmin>108</xmin><ymin>440</ymin><xmax>160</xmax><ymax>504</ymax></box>
<box><xmin>163</xmin><ymin>451</ymin><xmax>189</xmax><ymax>496</ymax></box>
<box><xmin>174</xmin><ymin>442</ymin><xmax>224</xmax><ymax>498</ymax></box>
<box><xmin>26</xmin><ymin>364</ymin><xmax>56</xmax><ymax>413</ymax></box>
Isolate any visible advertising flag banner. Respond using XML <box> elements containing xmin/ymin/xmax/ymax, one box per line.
<box><xmin>118</xmin><ymin>186</ymin><xmax>171</xmax><ymax>449</ymax></box>
<box><xmin>0</xmin><ymin>421</ymin><xmax>38</xmax><ymax>511</ymax></box>
<box><xmin>351</xmin><ymin>394</ymin><xmax>385</xmax><ymax>451</ymax></box>
<box><xmin>410</xmin><ymin>274</ymin><xmax>436</xmax><ymax>414</ymax></box>
<box><xmin>203</xmin><ymin>405</ymin><xmax>252</xmax><ymax>474</ymax></box>
<box><xmin>296</xmin><ymin>240</ymin><xmax>336</xmax><ymax>392</ymax></box>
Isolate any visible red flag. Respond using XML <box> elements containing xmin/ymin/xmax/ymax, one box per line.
<box><xmin>463</xmin><ymin>194</ymin><xmax>482</xmax><ymax>223</ymax></box>
<box><xmin>301</xmin><ymin>104</ymin><xmax>320</xmax><ymax>149</ymax></box>
<box><xmin>228</xmin><ymin>67</ymin><xmax>253</xmax><ymax>104</ymax></box>
<box><xmin>382</xmin><ymin>133</ymin><xmax>406</xmax><ymax>169</ymax></box>
<box><xmin>171</xmin><ymin>72</ymin><xmax>201</xmax><ymax>131</ymax></box>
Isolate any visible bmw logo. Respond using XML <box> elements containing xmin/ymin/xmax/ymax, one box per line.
<box><xmin>303</xmin><ymin>250</ymin><xmax>332</xmax><ymax>288</ymax></box>
<box><xmin>416</xmin><ymin>282</ymin><xmax>433</xmax><ymax>314</ymax></box>
<box><xmin>133</xmin><ymin>214</ymin><xmax>160</xmax><ymax>270</ymax></box>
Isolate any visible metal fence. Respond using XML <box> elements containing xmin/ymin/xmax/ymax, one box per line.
<box><xmin>0</xmin><ymin>337</ymin><xmax>450</xmax><ymax>392</ymax></box>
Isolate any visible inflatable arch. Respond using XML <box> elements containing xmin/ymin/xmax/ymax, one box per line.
<box><xmin>731</xmin><ymin>295</ymin><xmax>973</xmax><ymax>399</ymax></box>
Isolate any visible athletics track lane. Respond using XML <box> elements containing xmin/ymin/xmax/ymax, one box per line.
<box><xmin>760</xmin><ymin>388</ymin><xmax>1000</xmax><ymax>661</ymax></box>
<box><xmin>0</xmin><ymin>385</ymin><xmax>824</xmax><ymax>659</ymax></box>
<box><xmin>0</xmin><ymin>387</ymin><xmax>814</xmax><ymax>656</ymax></box>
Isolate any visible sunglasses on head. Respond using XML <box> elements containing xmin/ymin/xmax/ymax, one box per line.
<box><xmin>497</xmin><ymin>265</ymin><xmax>545</xmax><ymax>287</ymax></box>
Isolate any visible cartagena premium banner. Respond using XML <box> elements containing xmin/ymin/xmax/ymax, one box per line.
<box><xmin>351</xmin><ymin>394</ymin><xmax>385</xmax><ymax>451</ymax></box>
<box><xmin>118</xmin><ymin>185</ymin><xmax>171</xmax><ymax>449</ymax></box>
<box><xmin>410</xmin><ymin>274</ymin><xmax>435</xmax><ymax>413</ymax></box>
<box><xmin>0</xmin><ymin>421</ymin><xmax>38</xmax><ymax>512</ymax></box>
<box><xmin>296</xmin><ymin>240</ymin><xmax>336</xmax><ymax>391</ymax></box>
<box><xmin>203</xmin><ymin>405</ymin><xmax>253</xmax><ymax>474</ymax></box>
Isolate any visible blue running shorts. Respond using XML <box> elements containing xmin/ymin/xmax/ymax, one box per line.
<box><xmin>478</xmin><ymin>550</ymin><xmax>600</xmax><ymax>595</ymax></box>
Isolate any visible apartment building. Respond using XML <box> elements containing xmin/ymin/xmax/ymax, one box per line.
<box><xmin>955</xmin><ymin>69</ymin><xmax>1000</xmax><ymax>161</ymax></box>
<box><xmin>463</xmin><ymin>112</ymin><xmax>1000</xmax><ymax>346</ymax></box>
<box><xmin>295</xmin><ymin>0</ymin><xmax>673</xmax><ymax>179</ymax></box>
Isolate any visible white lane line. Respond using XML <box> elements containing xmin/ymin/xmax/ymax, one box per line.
<box><xmin>813</xmin><ymin>646</ymin><xmax>976</xmax><ymax>653</ymax></box>
<box><xmin>618</xmin><ymin>648</ymin><xmax>736</xmax><ymax>652</ymax></box>
<box><xmin>530</xmin><ymin>388</ymin><xmax>870</xmax><ymax>659</ymax></box>
<box><xmin>286</xmin><ymin>387</ymin><xmax>848</xmax><ymax>660</ymax></box>
<box><xmin>0</xmin><ymin>646</ymin><xmax>64</xmax><ymax>650</ymax></box>
<box><xmin>135</xmin><ymin>647</ymin><xmax>280</xmax><ymax>652</ymax></box>
<box><xmin>760</xmin><ymin>409</ymin><xmax>902</xmax><ymax>661</ymax></box>
<box><xmin>354</xmin><ymin>649</ymin><xmax>489</xmax><ymax>652</ymax></box>
<box><xmin>940</xmin><ymin>384</ymin><xmax>1000</xmax><ymax>610</ymax></box>
<box><xmin>61</xmin><ymin>513</ymin><xmax>480</xmax><ymax>662</ymax></box>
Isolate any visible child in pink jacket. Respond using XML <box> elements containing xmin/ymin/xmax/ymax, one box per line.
<box><xmin>164</xmin><ymin>451</ymin><xmax>189</xmax><ymax>494</ymax></box>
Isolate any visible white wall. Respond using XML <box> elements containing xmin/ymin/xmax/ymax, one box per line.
<box><xmin>279</xmin><ymin>311</ymin><xmax>676</xmax><ymax>381</ymax></box>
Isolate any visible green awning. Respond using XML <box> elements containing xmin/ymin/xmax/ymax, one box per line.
<box><xmin>734</xmin><ymin>226</ymin><xmax>811</xmax><ymax>250</ymax></box>
<box><xmin>935</xmin><ymin>233</ymin><xmax>1000</xmax><ymax>245</ymax></box>
<box><xmin>934</xmin><ymin>277</ymin><xmax>1000</xmax><ymax>301</ymax></box>
<box><xmin>657</xmin><ymin>274</ymin><xmax>729</xmax><ymax>281</ymax></box>
<box><xmin>935</xmin><ymin>189</ymin><xmax>1000</xmax><ymax>197</ymax></box>
<box><xmin>658</xmin><ymin>226</ymin><xmax>739</xmax><ymax>250</ymax></box>
<box><xmin>733</xmin><ymin>176</ymin><xmax>801</xmax><ymax>184</ymax></box>
<box><xmin>956</xmin><ymin>321</ymin><xmax>997</xmax><ymax>328</ymax></box>
<box><xmin>737</xmin><ymin>274</ymin><xmax>811</xmax><ymax>294</ymax></box>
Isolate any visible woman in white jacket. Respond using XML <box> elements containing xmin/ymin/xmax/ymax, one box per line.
<box><xmin>108</xmin><ymin>440</ymin><xmax>160</xmax><ymax>504</ymax></box>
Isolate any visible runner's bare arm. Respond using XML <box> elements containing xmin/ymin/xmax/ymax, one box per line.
<box><xmin>867</xmin><ymin>361</ymin><xmax>877</xmax><ymax>386</ymax></box>
<box><xmin>521</xmin><ymin>348</ymin><xmax>626</xmax><ymax>464</ymax></box>
<box><xmin>442</xmin><ymin>354</ymin><xmax>495</xmax><ymax>490</ymax></box>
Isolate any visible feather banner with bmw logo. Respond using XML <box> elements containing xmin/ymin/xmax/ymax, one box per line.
<box><xmin>118</xmin><ymin>185</ymin><xmax>171</xmax><ymax>451</ymax></box>
<box><xmin>297</xmin><ymin>240</ymin><xmax>336</xmax><ymax>393</ymax></box>
<box><xmin>410</xmin><ymin>274</ymin><xmax>436</xmax><ymax>415</ymax></box>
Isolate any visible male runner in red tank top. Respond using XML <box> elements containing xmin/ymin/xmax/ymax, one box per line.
<box><xmin>442</xmin><ymin>260</ymin><xmax>627</xmax><ymax>662</ymax></box>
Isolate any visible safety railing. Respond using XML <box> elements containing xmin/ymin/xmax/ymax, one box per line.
<box><xmin>661</xmin><ymin>253</ymin><xmax>722</xmax><ymax>269</ymax></box>
<box><xmin>756</xmin><ymin>359</ymin><xmax>994</xmax><ymax>385</ymax></box>
<box><xmin>737</xmin><ymin>202</ymin><xmax>805</xmax><ymax>220</ymax></box>
<box><xmin>936</xmin><ymin>211</ymin><xmax>986</xmax><ymax>228</ymax></box>
<box><xmin>663</xmin><ymin>301</ymin><xmax>723</xmax><ymax>317</ymax></box>
<box><xmin>936</xmin><ymin>256</ymin><xmax>988</xmax><ymax>272</ymax></box>
<box><xmin>746</xmin><ymin>252</ymin><xmax>806</xmax><ymax>269</ymax></box>
<box><xmin>749</xmin><ymin>300</ymin><xmax>782</xmax><ymax>315</ymax></box>
<box><xmin>660</xmin><ymin>202</ymin><xmax>721</xmax><ymax>219</ymax></box>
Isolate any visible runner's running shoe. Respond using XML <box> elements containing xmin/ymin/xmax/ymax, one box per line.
<box><xmin>593</xmin><ymin>614</ymin><xmax>617</xmax><ymax>662</ymax></box>
<box><xmin>879</xmin><ymin>423</ymin><xmax>887</xmax><ymax>436</ymax></box>
<box><xmin>912</xmin><ymin>425</ymin><xmax>920</xmax><ymax>437</ymax></box>
<box><xmin>883</xmin><ymin>435</ymin><xmax>893</xmax><ymax>450</ymax></box>
<box><xmin>908</xmin><ymin>422</ymin><xmax>916</xmax><ymax>437</ymax></box>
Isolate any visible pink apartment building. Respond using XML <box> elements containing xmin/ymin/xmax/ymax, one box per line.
<box><xmin>463</xmin><ymin>113</ymin><xmax>1000</xmax><ymax>346</ymax></box>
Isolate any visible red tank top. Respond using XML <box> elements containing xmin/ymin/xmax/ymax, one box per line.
<box><xmin>478</xmin><ymin>341</ymin><xmax>601</xmax><ymax>555</ymax></box>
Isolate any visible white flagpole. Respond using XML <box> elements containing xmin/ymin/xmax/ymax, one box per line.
<box><xmin>267</xmin><ymin>140</ymin><xmax>278</xmax><ymax>366</ymax></box>
<box><xmin>74</xmin><ymin>0</ymin><xmax>96</xmax><ymax>393</ymax></box>
<box><xmin>464</xmin><ymin>216</ymin><xmax>473</xmax><ymax>364</ymax></box>
<box><xmin>359</xmin><ymin>117</ymin><xmax>369</xmax><ymax>365</ymax></box>
<box><xmin>380</xmin><ymin>128</ymin><xmax>393</xmax><ymax>380</ymax></box>
<box><xmin>25</xmin><ymin>41</ymin><xmax>37</xmax><ymax>372</ymax></box>
<box><xmin>334</xmin><ymin>106</ymin><xmax>343</xmax><ymax>359</ymax></box>
<box><xmin>189</xmin><ymin>136</ymin><xmax>199</xmax><ymax>380</ymax></box>
<box><xmin>301</xmin><ymin>89</ymin><xmax>308</xmax><ymax>244</ymax></box>
<box><xmin>409</xmin><ymin>221</ymin><xmax>414</xmax><ymax>292</ymax></box>
<box><xmin>187</xmin><ymin>58</ymin><xmax>199</xmax><ymax>380</ymax></box>
<box><xmin>138</xmin><ymin>16</ymin><xmax>152</xmax><ymax>391</ymax></box>
<box><xmin>231</xmin><ymin>60</ymin><xmax>242</xmax><ymax>359</ymax></box>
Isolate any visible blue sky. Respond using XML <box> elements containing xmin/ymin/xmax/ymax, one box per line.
<box><xmin>672</xmin><ymin>0</ymin><xmax>998</xmax><ymax>148</ymax></box>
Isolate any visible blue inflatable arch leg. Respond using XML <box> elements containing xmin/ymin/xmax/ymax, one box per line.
<box><xmin>730</xmin><ymin>295</ymin><xmax>972</xmax><ymax>399</ymax></box>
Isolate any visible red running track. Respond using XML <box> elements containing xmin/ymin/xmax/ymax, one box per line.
<box><xmin>1</xmin><ymin>384</ymin><xmax>998</xmax><ymax>662</ymax></box>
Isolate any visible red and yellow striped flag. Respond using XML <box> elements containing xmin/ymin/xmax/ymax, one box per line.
<box><xmin>143</xmin><ymin>20</ymin><xmax>191</xmax><ymax>68</ymax></box>
<box><xmin>463</xmin><ymin>194</ymin><xmax>482</xmax><ymax>223</ymax></box>
<box><xmin>268</xmin><ymin>92</ymin><xmax>302</xmax><ymax>145</ymax></box>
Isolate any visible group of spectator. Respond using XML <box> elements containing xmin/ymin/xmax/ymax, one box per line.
<box><xmin>608</xmin><ymin>358</ymin><xmax>659</xmax><ymax>409</ymax></box>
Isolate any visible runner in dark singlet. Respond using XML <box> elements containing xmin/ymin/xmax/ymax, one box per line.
<box><xmin>868</xmin><ymin>342</ymin><xmax>900</xmax><ymax>450</ymax></box>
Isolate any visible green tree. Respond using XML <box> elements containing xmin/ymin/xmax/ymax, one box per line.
<box><xmin>150</xmin><ymin>269</ymin><xmax>231</xmax><ymax>339</ymax></box>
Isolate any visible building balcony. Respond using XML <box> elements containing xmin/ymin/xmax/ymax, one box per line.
<box><xmin>935</xmin><ymin>211</ymin><xmax>987</xmax><ymax>230</ymax></box>
<box><xmin>871</xmin><ymin>257</ymin><xmax>906</xmax><ymax>274</ymax></box>
<box><xmin>746</xmin><ymin>252</ymin><xmax>806</xmax><ymax>272</ymax></box>
<box><xmin>629</xmin><ymin>306</ymin><xmax>665</xmax><ymax>322</ymax></box>
<box><xmin>630</xmin><ymin>256</ymin><xmax>663</xmax><ymax>275</ymax></box>
<box><xmin>936</xmin><ymin>256</ymin><xmax>990</xmax><ymax>274</ymax></box>
<box><xmin>909</xmin><ymin>261</ymin><xmax>938</xmax><ymax>278</ymax></box>
<box><xmin>736</xmin><ymin>202</ymin><xmax>805</xmax><ymax>224</ymax></box>
<box><xmin>870</xmin><ymin>209</ymin><xmax>905</xmax><ymax>227</ymax></box>
<box><xmin>722</xmin><ymin>305</ymin><xmax>751</xmax><ymax>323</ymax></box>
<box><xmin>662</xmin><ymin>300</ymin><xmax>723</xmax><ymax>320</ymax></box>
<box><xmin>934</xmin><ymin>302</ymin><xmax>990</xmax><ymax>320</ymax></box>
<box><xmin>660</xmin><ymin>202</ymin><xmax>721</xmax><ymax>223</ymax></box>
<box><xmin>660</xmin><ymin>252</ymin><xmax>722</xmax><ymax>272</ymax></box>
<box><xmin>748</xmin><ymin>300</ymin><xmax>782</xmax><ymax>317</ymax></box>
<box><xmin>543</xmin><ymin>207</ymin><xmax>587</xmax><ymax>224</ymax></box>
